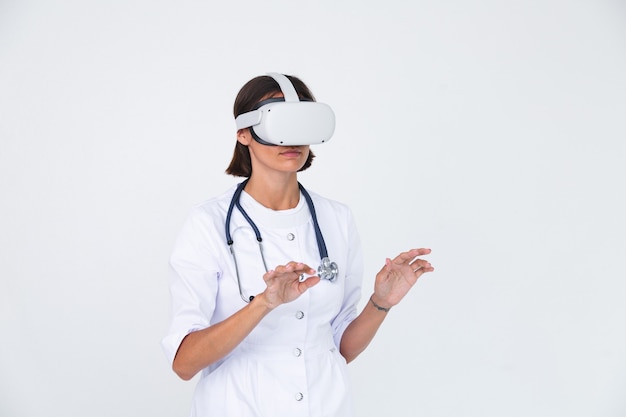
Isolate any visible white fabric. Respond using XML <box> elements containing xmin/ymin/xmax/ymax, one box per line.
<box><xmin>162</xmin><ymin>184</ymin><xmax>364</xmax><ymax>417</ymax></box>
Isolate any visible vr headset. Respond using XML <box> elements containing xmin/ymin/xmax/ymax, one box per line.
<box><xmin>235</xmin><ymin>72</ymin><xmax>335</xmax><ymax>146</ymax></box>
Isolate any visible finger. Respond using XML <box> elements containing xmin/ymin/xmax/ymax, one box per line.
<box><xmin>414</xmin><ymin>264</ymin><xmax>435</xmax><ymax>275</ymax></box>
<box><xmin>298</xmin><ymin>276</ymin><xmax>320</xmax><ymax>292</ymax></box>
<box><xmin>392</xmin><ymin>248</ymin><xmax>431</xmax><ymax>264</ymax></box>
<box><xmin>284</xmin><ymin>262</ymin><xmax>298</xmax><ymax>272</ymax></box>
<box><xmin>262</xmin><ymin>269</ymin><xmax>276</xmax><ymax>283</ymax></box>
<box><xmin>383</xmin><ymin>258</ymin><xmax>402</xmax><ymax>275</ymax></box>
<box><xmin>275</xmin><ymin>262</ymin><xmax>316</xmax><ymax>275</ymax></box>
<box><xmin>409</xmin><ymin>258</ymin><xmax>433</xmax><ymax>272</ymax></box>
<box><xmin>385</xmin><ymin>258</ymin><xmax>393</xmax><ymax>271</ymax></box>
<box><xmin>273</xmin><ymin>262</ymin><xmax>299</xmax><ymax>275</ymax></box>
<box><xmin>294</xmin><ymin>264</ymin><xmax>316</xmax><ymax>275</ymax></box>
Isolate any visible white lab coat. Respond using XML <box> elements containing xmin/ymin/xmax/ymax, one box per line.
<box><xmin>162</xmin><ymin>185</ymin><xmax>364</xmax><ymax>417</ymax></box>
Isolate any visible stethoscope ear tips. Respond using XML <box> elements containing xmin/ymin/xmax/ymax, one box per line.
<box><xmin>318</xmin><ymin>257</ymin><xmax>338</xmax><ymax>282</ymax></box>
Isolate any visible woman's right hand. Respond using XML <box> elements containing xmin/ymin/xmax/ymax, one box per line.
<box><xmin>261</xmin><ymin>262</ymin><xmax>321</xmax><ymax>309</ymax></box>
<box><xmin>173</xmin><ymin>261</ymin><xmax>320</xmax><ymax>380</ymax></box>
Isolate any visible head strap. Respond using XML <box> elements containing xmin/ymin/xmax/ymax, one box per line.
<box><xmin>266</xmin><ymin>72</ymin><xmax>299</xmax><ymax>102</ymax></box>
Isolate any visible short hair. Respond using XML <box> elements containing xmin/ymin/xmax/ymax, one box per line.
<box><xmin>225</xmin><ymin>74</ymin><xmax>317</xmax><ymax>177</ymax></box>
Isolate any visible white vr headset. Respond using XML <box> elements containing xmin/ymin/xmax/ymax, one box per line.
<box><xmin>235</xmin><ymin>72</ymin><xmax>335</xmax><ymax>146</ymax></box>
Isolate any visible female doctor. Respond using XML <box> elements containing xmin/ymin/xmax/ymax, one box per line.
<box><xmin>162</xmin><ymin>73</ymin><xmax>434</xmax><ymax>417</ymax></box>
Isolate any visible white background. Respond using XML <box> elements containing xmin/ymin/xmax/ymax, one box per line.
<box><xmin>1</xmin><ymin>1</ymin><xmax>625</xmax><ymax>416</ymax></box>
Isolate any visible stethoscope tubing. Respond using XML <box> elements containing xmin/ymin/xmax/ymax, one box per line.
<box><xmin>225</xmin><ymin>179</ymin><xmax>330</xmax><ymax>259</ymax></box>
<box><xmin>224</xmin><ymin>179</ymin><xmax>337</xmax><ymax>302</ymax></box>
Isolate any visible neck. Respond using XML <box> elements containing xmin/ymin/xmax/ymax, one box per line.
<box><xmin>244</xmin><ymin>173</ymin><xmax>300</xmax><ymax>210</ymax></box>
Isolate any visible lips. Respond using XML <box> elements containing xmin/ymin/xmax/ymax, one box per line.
<box><xmin>279</xmin><ymin>148</ymin><xmax>302</xmax><ymax>157</ymax></box>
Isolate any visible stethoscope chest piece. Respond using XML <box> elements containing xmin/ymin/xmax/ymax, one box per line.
<box><xmin>318</xmin><ymin>257</ymin><xmax>338</xmax><ymax>282</ymax></box>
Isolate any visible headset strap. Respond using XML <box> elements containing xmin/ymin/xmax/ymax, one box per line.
<box><xmin>266</xmin><ymin>72</ymin><xmax>299</xmax><ymax>102</ymax></box>
<box><xmin>234</xmin><ymin>73</ymin><xmax>300</xmax><ymax>130</ymax></box>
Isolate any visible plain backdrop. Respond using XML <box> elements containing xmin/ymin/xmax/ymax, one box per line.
<box><xmin>1</xmin><ymin>1</ymin><xmax>625</xmax><ymax>416</ymax></box>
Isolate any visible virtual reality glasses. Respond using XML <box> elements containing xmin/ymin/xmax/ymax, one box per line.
<box><xmin>235</xmin><ymin>73</ymin><xmax>335</xmax><ymax>146</ymax></box>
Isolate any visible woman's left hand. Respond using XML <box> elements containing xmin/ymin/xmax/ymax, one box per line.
<box><xmin>372</xmin><ymin>248</ymin><xmax>434</xmax><ymax>309</ymax></box>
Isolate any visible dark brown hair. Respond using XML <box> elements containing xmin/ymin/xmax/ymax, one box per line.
<box><xmin>225</xmin><ymin>74</ymin><xmax>317</xmax><ymax>177</ymax></box>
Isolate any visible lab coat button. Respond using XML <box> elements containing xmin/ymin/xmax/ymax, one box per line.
<box><xmin>293</xmin><ymin>347</ymin><xmax>302</xmax><ymax>357</ymax></box>
<box><xmin>295</xmin><ymin>392</ymin><xmax>304</xmax><ymax>401</ymax></box>
<box><xmin>295</xmin><ymin>311</ymin><xmax>304</xmax><ymax>319</ymax></box>
<box><xmin>287</xmin><ymin>233</ymin><xmax>295</xmax><ymax>241</ymax></box>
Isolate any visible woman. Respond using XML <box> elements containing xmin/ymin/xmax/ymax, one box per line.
<box><xmin>162</xmin><ymin>73</ymin><xmax>434</xmax><ymax>417</ymax></box>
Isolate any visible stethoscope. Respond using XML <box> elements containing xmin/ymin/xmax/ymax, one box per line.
<box><xmin>225</xmin><ymin>179</ymin><xmax>338</xmax><ymax>303</ymax></box>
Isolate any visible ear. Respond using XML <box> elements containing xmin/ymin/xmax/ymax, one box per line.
<box><xmin>237</xmin><ymin>128</ymin><xmax>252</xmax><ymax>146</ymax></box>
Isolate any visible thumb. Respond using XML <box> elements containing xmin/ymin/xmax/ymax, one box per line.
<box><xmin>299</xmin><ymin>276</ymin><xmax>321</xmax><ymax>292</ymax></box>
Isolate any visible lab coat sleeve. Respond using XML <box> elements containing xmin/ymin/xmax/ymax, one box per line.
<box><xmin>161</xmin><ymin>207</ymin><xmax>221</xmax><ymax>366</ymax></box>
<box><xmin>330</xmin><ymin>208</ymin><xmax>364</xmax><ymax>348</ymax></box>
